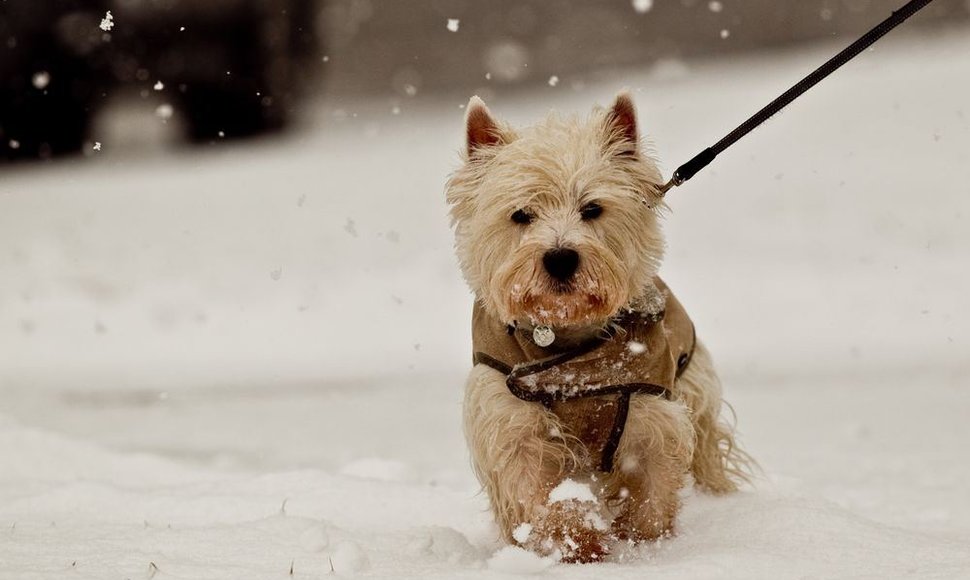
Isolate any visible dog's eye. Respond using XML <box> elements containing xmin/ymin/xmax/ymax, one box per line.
<box><xmin>510</xmin><ymin>209</ymin><xmax>534</xmax><ymax>225</ymax></box>
<box><xmin>580</xmin><ymin>202</ymin><xmax>603</xmax><ymax>221</ymax></box>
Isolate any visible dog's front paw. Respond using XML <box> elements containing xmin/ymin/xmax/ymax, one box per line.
<box><xmin>516</xmin><ymin>480</ymin><xmax>613</xmax><ymax>563</ymax></box>
<box><xmin>611</xmin><ymin>509</ymin><xmax>674</xmax><ymax>545</ymax></box>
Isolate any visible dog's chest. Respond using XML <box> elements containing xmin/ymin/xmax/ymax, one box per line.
<box><xmin>471</xmin><ymin>277</ymin><xmax>696</xmax><ymax>471</ymax></box>
<box><xmin>550</xmin><ymin>396</ymin><xmax>622</xmax><ymax>466</ymax></box>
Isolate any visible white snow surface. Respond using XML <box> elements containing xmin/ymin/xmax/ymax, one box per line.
<box><xmin>547</xmin><ymin>479</ymin><xmax>597</xmax><ymax>504</ymax></box>
<box><xmin>486</xmin><ymin>547</ymin><xmax>555</xmax><ymax>574</ymax></box>
<box><xmin>2</xmin><ymin>31</ymin><xmax>970</xmax><ymax>579</ymax></box>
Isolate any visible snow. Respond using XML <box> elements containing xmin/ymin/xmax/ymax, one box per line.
<box><xmin>298</xmin><ymin>524</ymin><xmax>330</xmax><ymax>552</ymax></box>
<box><xmin>627</xmin><ymin>340</ymin><xmax>647</xmax><ymax>354</ymax></box>
<box><xmin>512</xmin><ymin>522</ymin><xmax>533</xmax><ymax>544</ymax></box>
<box><xmin>484</xmin><ymin>42</ymin><xmax>530</xmax><ymax>82</ymax></box>
<box><xmin>331</xmin><ymin>540</ymin><xmax>370</xmax><ymax>574</ymax></box>
<box><xmin>486</xmin><ymin>547</ymin><xmax>555</xmax><ymax>574</ymax></box>
<box><xmin>447</xmin><ymin>19</ymin><xmax>460</xmax><ymax>33</ymax></box>
<box><xmin>154</xmin><ymin>103</ymin><xmax>174</xmax><ymax>120</ymax></box>
<box><xmin>99</xmin><ymin>10</ymin><xmax>114</xmax><ymax>32</ymax></box>
<box><xmin>547</xmin><ymin>479</ymin><xmax>597</xmax><ymax>504</ymax></box>
<box><xmin>31</xmin><ymin>71</ymin><xmax>50</xmax><ymax>90</ymax></box>
<box><xmin>153</xmin><ymin>81</ymin><xmax>164</xmax><ymax>91</ymax></box>
<box><xmin>2</xmin><ymin>29</ymin><xmax>970</xmax><ymax>579</ymax></box>
<box><xmin>338</xmin><ymin>457</ymin><xmax>417</xmax><ymax>483</ymax></box>
<box><xmin>632</xmin><ymin>0</ymin><xmax>654</xmax><ymax>14</ymax></box>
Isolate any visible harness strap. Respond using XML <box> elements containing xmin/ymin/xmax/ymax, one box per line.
<box><xmin>600</xmin><ymin>393</ymin><xmax>631</xmax><ymax>472</ymax></box>
<box><xmin>473</xmin><ymin>323</ymin><xmax>697</xmax><ymax>472</ymax></box>
<box><xmin>472</xmin><ymin>352</ymin><xmax>513</xmax><ymax>376</ymax></box>
<box><xmin>599</xmin><ymin>325</ymin><xmax>696</xmax><ymax>472</ymax></box>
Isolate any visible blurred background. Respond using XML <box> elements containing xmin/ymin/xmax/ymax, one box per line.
<box><xmin>1</xmin><ymin>0</ymin><xmax>968</xmax><ymax>159</ymax></box>
<box><xmin>3</xmin><ymin>2</ymin><xmax>970</xmax><ymax>576</ymax></box>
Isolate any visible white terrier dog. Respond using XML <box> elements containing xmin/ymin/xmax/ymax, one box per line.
<box><xmin>446</xmin><ymin>93</ymin><xmax>751</xmax><ymax>562</ymax></box>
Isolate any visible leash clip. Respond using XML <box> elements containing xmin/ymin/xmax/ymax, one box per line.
<box><xmin>657</xmin><ymin>175</ymin><xmax>683</xmax><ymax>197</ymax></box>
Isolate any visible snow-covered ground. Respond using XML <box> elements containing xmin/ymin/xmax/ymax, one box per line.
<box><xmin>2</xmin><ymin>29</ymin><xmax>970</xmax><ymax>579</ymax></box>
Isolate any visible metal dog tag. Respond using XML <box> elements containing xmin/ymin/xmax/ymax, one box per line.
<box><xmin>533</xmin><ymin>325</ymin><xmax>555</xmax><ymax>347</ymax></box>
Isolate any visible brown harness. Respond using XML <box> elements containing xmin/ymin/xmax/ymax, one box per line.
<box><xmin>471</xmin><ymin>278</ymin><xmax>695</xmax><ymax>472</ymax></box>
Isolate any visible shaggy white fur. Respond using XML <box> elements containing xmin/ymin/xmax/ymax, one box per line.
<box><xmin>448</xmin><ymin>93</ymin><xmax>752</xmax><ymax>562</ymax></box>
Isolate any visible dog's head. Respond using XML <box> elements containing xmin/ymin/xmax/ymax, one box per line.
<box><xmin>446</xmin><ymin>93</ymin><xmax>666</xmax><ymax>328</ymax></box>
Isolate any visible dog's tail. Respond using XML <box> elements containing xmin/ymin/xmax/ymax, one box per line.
<box><xmin>677</xmin><ymin>341</ymin><xmax>760</xmax><ymax>493</ymax></box>
<box><xmin>693</xmin><ymin>399</ymin><xmax>760</xmax><ymax>493</ymax></box>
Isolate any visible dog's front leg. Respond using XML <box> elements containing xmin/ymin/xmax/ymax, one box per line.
<box><xmin>463</xmin><ymin>365</ymin><xmax>609</xmax><ymax>562</ymax></box>
<box><xmin>607</xmin><ymin>396</ymin><xmax>694</xmax><ymax>542</ymax></box>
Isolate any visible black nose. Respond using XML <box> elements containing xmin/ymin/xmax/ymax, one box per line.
<box><xmin>542</xmin><ymin>248</ymin><xmax>580</xmax><ymax>282</ymax></box>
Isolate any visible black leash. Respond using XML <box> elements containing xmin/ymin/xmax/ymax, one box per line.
<box><xmin>658</xmin><ymin>0</ymin><xmax>936</xmax><ymax>195</ymax></box>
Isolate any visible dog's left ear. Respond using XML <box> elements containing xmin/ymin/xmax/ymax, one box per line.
<box><xmin>604</xmin><ymin>91</ymin><xmax>639</xmax><ymax>155</ymax></box>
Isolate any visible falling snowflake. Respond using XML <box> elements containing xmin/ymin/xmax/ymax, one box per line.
<box><xmin>153</xmin><ymin>81</ymin><xmax>164</xmax><ymax>91</ymax></box>
<box><xmin>446</xmin><ymin>19</ymin><xmax>460</xmax><ymax>32</ymax></box>
<box><xmin>548</xmin><ymin>75</ymin><xmax>559</xmax><ymax>87</ymax></box>
<box><xmin>632</xmin><ymin>0</ymin><xmax>653</xmax><ymax>13</ymax></box>
<box><xmin>155</xmin><ymin>104</ymin><xmax>174</xmax><ymax>120</ymax></box>
<box><xmin>403</xmin><ymin>84</ymin><xmax>418</xmax><ymax>97</ymax></box>
<box><xmin>708</xmin><ymin>1</ymin><xmax>723</xmax><ymax>13</ymax></box>
<box><xmin>8</xmin><ymin>139</ymin><xmax>20</xmax><ymax>150</ymax></box>
<box><xmin>344</xmin><ymin>218</ymin><xmax>358</xmax><ymax>237</ymax></box>
<box><xmin>99</xmin><ymin>11</ymin><xmax>114</xmax><ymax>31</ymax></box>
<box><xmin>32</xmin><ymin>71</ymin><xmax>50</xmax><ymax>90</ymax></box>
<box><xmin>720</xmin><ymin>29</ymin><xmax>731</xmax><ymax>39</ymax></box>
<box><xmin>93</xmin><ymin>142</ymin><xmax>102</xmax><ymax>151</ymax></box>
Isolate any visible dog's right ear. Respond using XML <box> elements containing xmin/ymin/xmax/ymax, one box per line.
<box><xmin>465</xmin><ymin>96</ymin><xmax>508</xmax><ymax>157</ymax></box>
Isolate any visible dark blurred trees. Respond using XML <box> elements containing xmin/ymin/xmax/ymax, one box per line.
<box><xmin>1</xmin><ymin>0</ymin><xmax>321</xmax><ymax>161</ymax></box>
